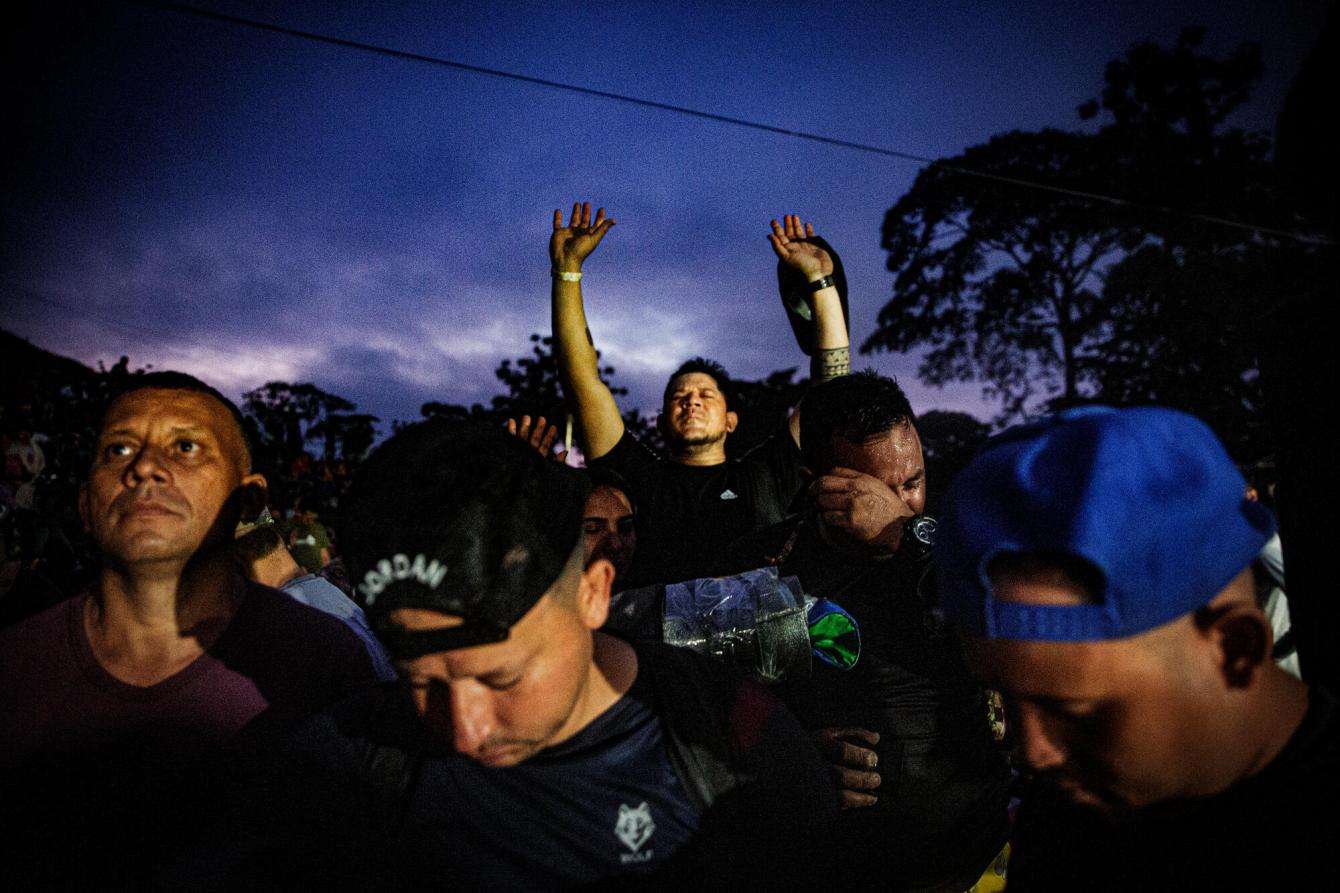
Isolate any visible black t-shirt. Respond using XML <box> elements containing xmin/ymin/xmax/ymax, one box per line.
<box><xmin>1008</xmin><ymin>686</ymin><xmax>1340</xmax><ymax>890</ymax></box>
<box><xmin>590</xmin><ymin>428</ymin><xmax>803</xmax><ymax>588</ymax></box>
<box><xmin>721</xmin><ymin>518</ymin><xmax>1013</xmax><ymax>887</ymax></box>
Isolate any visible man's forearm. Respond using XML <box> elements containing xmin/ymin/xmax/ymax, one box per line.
<box><xmin>814</xmin><ymin>346</ymin><xmax>851</xmax><ymax>382</ymax></box>
<box><xmin>552</xmin><ymin>276</ymin><xmax>601</xmax><ymax>378</ymax></box>
<box><xmin>551</xmin><ymin>273</ymin><xmax>625</xmax><ymax>457</ymax></box>
<box><xmin>809</xmin><ymin>284</ymin><xmax>850</xmax><ymax>382</ymax></box>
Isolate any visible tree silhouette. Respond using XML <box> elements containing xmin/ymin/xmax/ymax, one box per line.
<box><xmin>915</xmin><ymin>409</ymin><xmax>992</xmax><ymax>510</ymax></box>
<box><xmin>419</xmin><ymin>333</ymin><xmax>657</xmax><ymax>456</ymax></box>
<box><xmin>242</xmin><ymin>381</ymin><xmax>360</xmax><ymax>462</ymax></box>
<box><xmin>866</xmin><ymin>26</ymin><xmax>1284</xmax><ymax>447</ymax></box>
<box><xmin>308</xmin><ymin>411</ymin><xmax>381</xmax><ymax>462</ymax></box>
<box><xmin>865</xmin><ymin>129</ymin><xmax>1141</xmax><ymax>420</ymax></box>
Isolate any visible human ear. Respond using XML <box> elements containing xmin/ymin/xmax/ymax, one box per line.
<box><xmin>725</xmin><ymin>411</ymin><xmax>739</xmax><ymax>434</ymax></box>
<box><xmin>1211</xmin><ymin>604</ymin><xmax>1271</xmax><ymax>689</ymax></box>
<box><xmin>576</xmin><ymin>558</ymin><xmax>615</xmax><ymax>630</ymax></box>
<box><xmin>236</xmin><ymin>476</ymin><xmax>269</xmax><ymax>522</ymax></box>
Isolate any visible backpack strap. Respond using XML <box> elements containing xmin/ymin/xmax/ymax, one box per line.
<box><xmin>641</xmin><ymin>643</ymin><xmax>748</xmax><ymax>812</ymax></box>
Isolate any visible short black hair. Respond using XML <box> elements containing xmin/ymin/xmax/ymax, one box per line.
<box><xmin>663</xmin><ymin>357</ymin><xmax>735</xmax><ymax>411</ymax></box>
<box><xmin>234</xmin><ymin>521</ymin><xmax>286</xmax><ymax>564</ymax></box>
<box><xmin>987</xmin><ymin>551</ymin><xmax>1105</xmax><ymax>604</ymax></box>
<box><xmin>101</xmin><ymin>370</ymin><xmax>252</xmax><ymax>468</ymax></box>
<box><xmin>586</xmin><ymin>465</ymin><xmax>637</xmax><ymax>515</ymax></box>
<box><xmin>799</xmin><ymin>371</ymin><xmax>915</xmax><ymax>468</ymax></box>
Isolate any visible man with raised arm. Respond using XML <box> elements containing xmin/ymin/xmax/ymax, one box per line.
<box><xmin>550</xmin><ymin>202</ymin><xmax>850</xmax><ymax>586</ymax></box>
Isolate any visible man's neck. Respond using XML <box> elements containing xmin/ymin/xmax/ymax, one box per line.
<box><xmin>1237</xmin><ymin>667</ymin><xmax>1311</xmax><ymax>782</ymax></box>
<box><xmin>87</xmin><ymin>551</ymin><xmax>244</xmax><ymax>686</ymax></box>
<box><xmin>670</xmin><ymin>439</ymin><xmax>728</xmax><ymax>467</ymax></box>
<box><xmin>546</xmin><ymin>632</ymin><xmax>638</xmax><ymax>749</ymax></box>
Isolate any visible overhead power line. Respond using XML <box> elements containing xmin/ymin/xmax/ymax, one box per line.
<box><xmin>129</xmin><ymin>0</ymin><xmax>1331</xmax><ymax>246</ymax></box>
<box><xmin>9</xmin><ymin>284</ymin><xmax>191</xmax><ymax>344</ymax></box>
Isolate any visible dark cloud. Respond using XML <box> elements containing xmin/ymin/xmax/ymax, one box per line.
<box><xmin>4</xmin><ymin>0</ymin><xmax>1325</xmax><ymax>432</ymax></box>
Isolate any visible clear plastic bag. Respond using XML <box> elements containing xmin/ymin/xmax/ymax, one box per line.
<box><xmin>661</xmin><ymin>567</ymin><xmax>812</xmax><ymax>682</ymax></box>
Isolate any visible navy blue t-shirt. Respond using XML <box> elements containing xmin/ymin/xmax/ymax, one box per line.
<box><xmin>400</xmin><ymin>669</ymin><xmax>700</xmax><ymax>887</ymax></box>
<box><xmin>183</xmin><ymin>644</ymin><xmax>843</xmax><ymax>889</ymax></box>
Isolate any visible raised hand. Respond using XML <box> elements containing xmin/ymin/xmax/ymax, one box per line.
<box><xmin>814</xmin><ymin>727</ymin><xmax>881</xmax><ymax>809</ymax></box>
<box><xmin>768</xmin><ymin>213</ymin><xmax>833</xmax><ymax>280</ymax></box>
<box><xmin>505</xmin><ymin>415</ymin><xmax>569</xmax><ymax>464</ymax></box>
<box><xmin>550</xmin><ymin>201</ymin><xmax>616</xmax><ymax>272</ymax></box>
<box><xmin>810</xmin><ymin>467</ymin><xmax>915</xmax><ymax>552</ymax></box>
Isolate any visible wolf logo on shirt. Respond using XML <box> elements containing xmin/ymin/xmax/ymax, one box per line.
<box><xmin>615</xmin><ymin>801</ymin><xmax>655</xmax><ymax>855</ymax></box>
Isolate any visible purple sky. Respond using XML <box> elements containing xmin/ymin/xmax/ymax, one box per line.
<box><xmin>4</xmin><ymin>1</ymin><xmax>1327</xmax><ymax>434</ymax></box>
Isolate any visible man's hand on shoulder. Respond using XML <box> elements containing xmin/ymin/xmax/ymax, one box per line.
<box><xmin>811</xmin><ymin>467</ymin><xmax>914</xmax><ymax>553</ymax></box>
<box><xmin>550</xmin><ymin>201</ymin><xmax>616</xmax><ymax>273</ymax></box>
<box><xmin>814</xmin><ymin>727</ymin><xmax>881</xmax><ymax>809</ymax></box>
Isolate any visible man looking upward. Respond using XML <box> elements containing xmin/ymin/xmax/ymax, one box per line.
<box><xmin>550</xmin><ymin>202</ymin><xmax>850</xmax><ymax>586</ymax></box>
<box><xmin>0</xmin><ymin>372</ymin><xmax>376</xmax><ymax>886</ymax></box>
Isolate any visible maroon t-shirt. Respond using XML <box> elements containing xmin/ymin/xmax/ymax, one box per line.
<box><xmin>0</xmin><ymin>582</ymin><xmax>379</xmax><ymax>884</ymax></box>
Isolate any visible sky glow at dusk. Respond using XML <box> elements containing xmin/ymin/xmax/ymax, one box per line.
<box><xmin>5</xmin><ymin>0</ymin><xmax>1327</xmax><ymax>432</ymax></box>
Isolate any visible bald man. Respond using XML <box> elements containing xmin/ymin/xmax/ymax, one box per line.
<box><xmin>0</xmin><ymin>371</ymin><xmax>376</xmax><ymax>886</ymax></box>
<box><xmin>935</xmin><ymin>406</ymin><xmax>1336</xmax><ymax>889</ymax></box>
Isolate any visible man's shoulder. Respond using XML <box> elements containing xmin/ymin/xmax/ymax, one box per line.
<box><xmin>717</xmin><ymin>516</ymin><xmax>802</xmax><ymax>577</ymax></box>
<box><xmin>731</xmin><ymin>424</ymin><xmax>797</xmax><ymax>464</ymax></box>
<box><xmin>588</xmin><ymin>429</ymin><xmax>665</xmax><ymax>477</ymax></box>
<box><xmin>1265</xmin><ymin>685</ymin><xmax>1340</xmax><ymax>787</ymax></box>
<box><xmin>281</xmin><ymin>574</ymin><xmax>359</xmax><ymax>619</ymax></box>
<box><xmin>289</xmin><ymin>683</ymin><xmax>413</xmax><ymax>757</ymax></box>
<box><xmin>638</xmin><ymin>642</ymin><xmax>810</xmax><ymax>759</ymax></box>
<box><xmin>638</xmin><ymin>643</ymin><xmax>746</xmax><ymax>737</ymax></box>
<box><xmin>226</xmin><ymin>583</ymin><xmax>376</xmax><ymax>674</ymax></box>
<box><xmin>0</xmin><ymin>596</ymin><xmax>82</xmax><ymax>723</ymax></box>
<box><xmin>0</xmin><ymin>594</ymin><xmax>79</xmax><ymax>662</ymax></box>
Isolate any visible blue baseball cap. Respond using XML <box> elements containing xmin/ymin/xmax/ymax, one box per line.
<box><xmin>937</xmin><ymin>406</ymin><xmax>1275</xmax><ymax>641</ymax></box>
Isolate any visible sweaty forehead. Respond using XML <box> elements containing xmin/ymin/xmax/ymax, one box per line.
<box><xmin>825</xmin><ymin>424</ymin><xmax>923</xmax><ymax>480</ymax></box>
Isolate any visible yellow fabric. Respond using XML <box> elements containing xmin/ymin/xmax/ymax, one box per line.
<box><xmin>966</xmin><ymin>841</ymin><xmax>1010</xmax><ymax>892</ymax></box>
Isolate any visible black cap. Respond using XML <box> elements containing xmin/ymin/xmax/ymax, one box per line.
<box><xmin>776</xmin><ymin>235</ymin><xmax>850</xmax><ymax>357</ymax></box>
<box><xmin>339</xmin><ymin>419</ymin><xmax>590</xmax><ymax>658</ymax></box>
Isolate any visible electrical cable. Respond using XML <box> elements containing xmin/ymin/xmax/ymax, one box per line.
<box><xmin>8</xmin><ymin>283</ymin><xmax>200</xmax><ymax>344</ymax></box>
<box><xmin>127</xmin><ymin>0</ymin><xmax>1333</xmax><ymax>247</ymax></box>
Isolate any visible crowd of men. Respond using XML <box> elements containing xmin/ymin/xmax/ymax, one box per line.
<box><xmin>1</xmin><ymin>204</ymin><xmax>1333</xmax><ymax>889</ymax></box>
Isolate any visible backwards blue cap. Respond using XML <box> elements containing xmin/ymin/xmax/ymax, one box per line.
<box><xmin>937</xmin><ymin>406</ymin><xmax>1275</xmax><ymax>641</ymax></box>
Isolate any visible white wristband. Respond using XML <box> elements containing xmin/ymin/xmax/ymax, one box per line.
<box><xmin>554</xmin><ymin>270</ymin><xmax>582</xmax><ymax>282</ymax></box>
